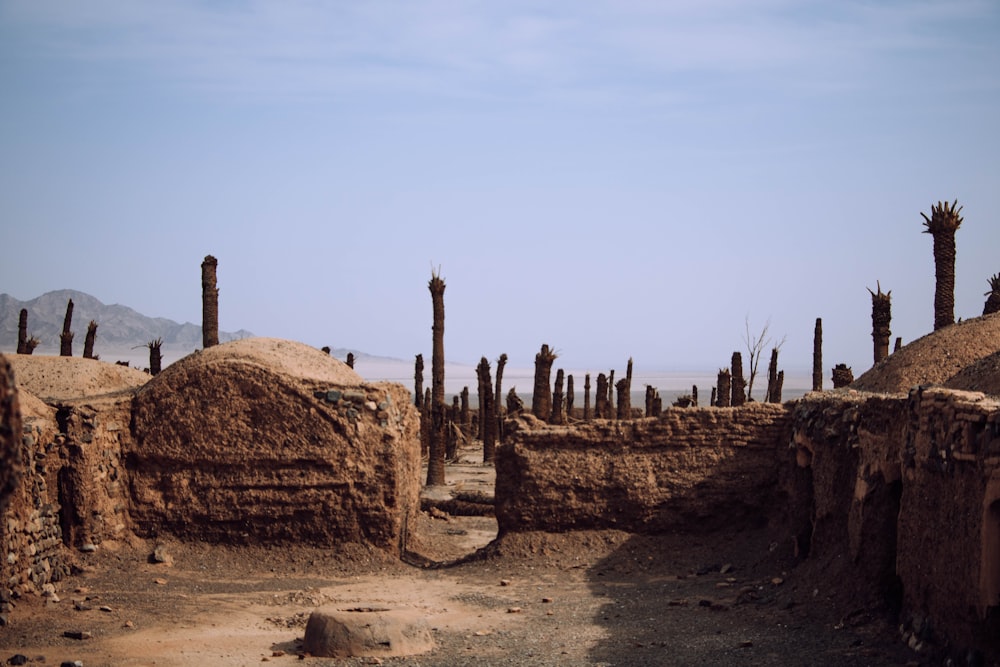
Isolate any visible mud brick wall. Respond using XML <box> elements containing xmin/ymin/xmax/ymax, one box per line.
<box><xmin>129</xmin><ymin>371</ymin><xmax>421</xmax><ymax>552</ymax></box>
<box><xmin>495</xmin><ymin>403</ymin><xmax>794</xmax><ymax>534</ymax></box>
<box><xmin>0</xmin><ymin>366</ymin><xmax>68</xmax><ymax>611</ymax></box>
<box><xmin>896</xmin><ymin>387</ymin><xmax>1000</xmax><ymax>650</ymax></box>
<box><xmin>53</xmin><ymin>398</ymin><xmax>135</xmax><ymax>549</ymax></box>
<box><xmin>790</xmin><ymin>393</ymin><xmax>907</xmax><ymax>573</ymax></box>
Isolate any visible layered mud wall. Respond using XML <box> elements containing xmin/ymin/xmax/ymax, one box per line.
<box><xmin>495</xmin><ymin>404</ymin><xmax>794</xmax><ymax>534</ymax></box>
<box><xmin>896</xmin><ymin>387</ymin><xmax>1000</xmax><ymax>651</ymax></box>
<box><xmin>792</xmin><ymin>388</ymin><xmax>1000</xmax><ymax>655</ymax></box>
<box><xmin>0</xmin><ymin>358</ymin><xmax>68</xmax><ymax>612</ymax></box>
<box><xmin>129</xmin><ymin>367</ymin><xmax>421</xmax><ymax>551</ymax></box>
<box><xmin>52</xmin><ymin>396</ymin><xmax>136</xmax><ymax>549</ymax></box>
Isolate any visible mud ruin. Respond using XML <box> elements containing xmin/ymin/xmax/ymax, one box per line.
<box><xmin>2</xmin><ymin>316</ymin><xmax>1000</xmax><ymax>659</ymax></box>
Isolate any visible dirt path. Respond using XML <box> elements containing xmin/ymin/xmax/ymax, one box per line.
<box><xmin>0</xmin><ymin>448</ymin><xmax>919</xmax><ymax>667</ymax></box>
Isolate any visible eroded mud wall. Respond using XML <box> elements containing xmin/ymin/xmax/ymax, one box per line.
<box><xmin>129</xmin><ymin>371</ymin><xmax>421</xmax><ymax>551</ymax></box>
<box><xmin>896</xmin><ymin>387</ymin><xmax>1000</xmax><ymax>650</ymax></box>
<box><xmin>496</xmin><ymin>404</ymin><xmax>793</xmax><ymax>534</ymax></box>
<box><xmin>53</xmin><ymin>397</ymin><xmax>136</xmax><ymax>549</ymax></box>
<box><xmin>0</xmin><ymin>358</ymin><xmax>68</xmax><ymax>611</ymax></box>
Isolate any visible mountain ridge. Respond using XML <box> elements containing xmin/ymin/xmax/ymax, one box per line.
<box><xmin>0</xmin><ymin>289</ymin><xmax>253</xmax><ymax>356</ymax></box>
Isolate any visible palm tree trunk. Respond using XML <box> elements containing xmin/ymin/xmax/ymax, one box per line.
<box><xmin>147</xmin><ymin>338</ymin><xmax>163</xmax><ymax>376</ymax></box>
<box><xmin>869</xmin><ymin>283</ymin><xmax>892</xmax><ymax>364</ymax></box>
<box><xmin>531</xmin><ymin>344</ymin><xmax>557</xmax><ymax>420</ymax></box>
<box><xmin>731</xmin><ymin>352</ymin><xmax>746</xmax><ymax>406</ymax></box>
<box><xmin>59</xmin><ymin>299</ymin><xmax>74</xmax><ymax>357</ymax></box>
<box><xmin>550</xmin><ymin>369</ymin><xmax>565</xmax><ymax>425</ymax></box>
<box><xmin>16</xmin><ymin>309</ymin><xmax>28</xmax><ymax>354</ymax></box>
<box><xmin>812</xmin><ymin>318</ymin><xmax>823</xmax><ymax>392</ymax></box>
<box><xmin>414</xmin><ymin>354</ymin><xmax>424</xmax><ymax>408</ymax></box>
<box><xmin>921</xmin><ymin>200</ymin><xmax>963</xmax><ymax>331</ymax></box>
<box><xmin>201</xmin><ymin>255</ymin><xmax>220</xmax><ymax>348</ymax></box>
<box><xmin>83</xmin><ymin>320</ymin><xmax>98</xmax><ymax>359</ymax></box>
<box><xmin>494</xmin><ymin>353</ymin><xmax>507</xmax><ymax>444</ymax></box>
<box><xmin>716</xmin><ymin>369</ymin><xmax>731</xmax><ymax>407</ymax></box>
<box><xmin>477</xmin><ymin>357</ymin><xmax>496</xmax><ymax>462</ymax></box>
<box><xmin>426</xmin><ymin>271</ymin><xmax>447</xmax><ymax>486</ymax></box>
<box><xmin>583</xmin><ymin>373</ymin><xmax>591</xmax><ymax>420</ymax></box>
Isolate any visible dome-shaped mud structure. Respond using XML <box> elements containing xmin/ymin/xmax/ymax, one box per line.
<box><xmin>128</xmin><ymin>338</ymin><xmax>421</xmax><ymax>550</ymax></box>
<box><xmin>852</xmin><ymin>312</ymin><xmax>1000</xmax><ymax>394</ymax></box>
<box><xmin>6</xmin><ymin>354</ymin><xmax>150</xmax><ymax>402</ymax></box>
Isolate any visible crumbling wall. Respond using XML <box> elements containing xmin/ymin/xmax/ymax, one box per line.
<box><xmin>129</xmin><ymin>358</ymin><xmax>421</xmax><ymax>551</ymax></box>
<box><xmin>791</xmin><ymin>393</ymin><xmax>906</xmax><ymax>578</ymax></box>
<box><xmin>792</xmin><ymin>388</ymin><xmax>1000</xmax><ymax>656</ymax></box>
<box><xmin>495</xmin><ymin>403</ymin><xmax>793</xmax><ymax>534</ymax></box>
<box><xmin>0</xmin><ymin>358</ymin><xmax>68</xmax><ymax>615</ymax></box>
<box><xmin>896</xmin><ymin>387</ymin><xmax>1000</xmax><ymax>651</ymax></box>
<box><xmin>51</xmin><ymin>397</ymin><xmax>136</xmax><ymax>550</ymax></box>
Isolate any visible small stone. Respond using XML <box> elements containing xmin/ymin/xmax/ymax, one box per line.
<box><xmin>771</xmin><ymin>577</ymin><xmax>784</xmax><ymax>586</ymax></box>
<box><xmin>153</xmin><ymin>578</ymin><xmax>168</xmax><ymax>585</ymax></box>
<box><xmin>74</xmin><ymin>600</ymin><xmax>92</xmax><ymax>611</ymax></box>
<box><xmin>7</xmin><ymin>654</ymin><xmax>29</xmax><ymax>665</ymax></box>
<box><xmin>63</xmin><ymin>630</ymin><xmax>93</xmax><ymax>640</ymax></box>
<box><xmin>152</xmin><ymin>544</ymin><xmax>174</xmax><ymax>566</ymax></box>
<box><xmin>507</xmin><ymin>607</ymin><xmax>522</xmax><ymax>614</ymax></box>
<box><xmin>123</xmin><ymin>620</ymin><xmax>134</xmax><ymax>628</ymax></box>
<box><xmin>99</xmin><ymin>605</ymin><xmax>113</xmax><ymax>613</ymax></box>
<box><xmin>541</xmin><ymin>597</ymin><xmax>553</xmax><ymax>603</ymax></box>
<box><xmin>720</xmin><ymin>563</ymin><xmax>733</xmax><ymax>574</ymax></box>
<box><xmin>60</xmin><ymin>662</ymin><xmax>84</xmax><ymax>667</ymax></box>
<box><xmin>499</xmin><ymin>579</ymin><xmax>511</xmax><ymax>587</ymax></box>
<box><xmin>739</xmin><ymin>640</ymin><xmax>753</xmax><ymax>648</ymax></box>
<box><xmin>80</xmin><ymin>544</ymin><xmax>97</xmax><ymax>553</ymax></box>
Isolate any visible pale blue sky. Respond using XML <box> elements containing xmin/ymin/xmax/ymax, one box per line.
<box><xmin>1</xmin><ymin>1</ymin><xmax>998</xmax><ymax>376</ymax></box>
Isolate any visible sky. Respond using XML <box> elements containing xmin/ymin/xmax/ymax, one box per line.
<box><xmin>1</xmin><ymin>0</ymin><xmax>998</xmax><ymax>380</ymax></box>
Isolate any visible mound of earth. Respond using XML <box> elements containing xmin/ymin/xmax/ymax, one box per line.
<box><xmin>167</xmin><ymin>336</ymin><xmax>365</xmax><ymax>385</ymax></box>
<box><xmin>944</xmin><ymin>350</ymin><xmax>1000</xmax><ymax>395</ymax></box>
<box><xmin>852</xmin><ymin>312</ymin><xmax>1000</xmax><ymax>394</ymax></box>
<box><xmin>5</xmin><ymin>354</ymin><xmax>150</xmax><ymax>401</ymax></box>
<box><xmin>128</xmin><ymin>337</ymin><xmax>420</xmax><ymax>549</ymax></box>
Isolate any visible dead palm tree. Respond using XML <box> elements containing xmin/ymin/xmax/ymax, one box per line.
<box><xmin>16</xmin><ymin>309</ymin><xmax>28</xmax><ymax>354</ymax></box>
<box><xmin>477</xmin><ymin>357</ymin><xmax>497</xmax><ymax>462</ymax></box>
<box><xmin>201</xmin><ymin>255</ymin><xmax>220</xmax><ymax>348</ymax></box>
<box><xmin>984</xmin><ymin>273</ymin><xmax>1000</xmax><ymax>316</ymax></box>
<box><xmin>413</xmin><ymin>354</ymin><xmax>424</xmax><ymax>408</ymax></box>
<box><xmin>868</xmin><ymin>282</ymin><xmax>892</xmax><ymax>364</ymax></box>
<box><xmin>494</xmin><ymin>353</ymin><xmax>507</xmax><ymax>443</ymax></box>
<box><xmin>531</xmin><ymin>344</ymin><xmax>557</xmax><ymax>420</ymax></box>
<box><xmin>147</xmin><ymin>338</ymin><xmax>163</xmax><ymax>376</ymax></box>
<box><xmin>716</xmin><ymin>369</ymin><xmax>731</xmax><ymax>407</ymax></box>
<box><xmin>921</xmin><ymin>200</ymin><xmax>963</xmax><ymax>330</ymax></box>
<box><xmin>731</xmin><ymin>352</ymin><xmax>746</xmax><ymax>406</ymax></box>
<box><xmin>583</xmin><ymin>373</ymin><xmax>592</xmax><ymax>420</ymax></box>
<box><xmin>59</xmin><ymin>299</ymin><xmax>74</xmax><ymax>356</ymax></box>
<box><xmin>812</xmin><ymin>318</ymin><xmax>823</xmax><ymax>392</ymax></box>
<box><xmin>426</xmin><ymin>268</ymin><xmax>447</xmax><ymax>486</ymax></box>
<box><xmin>550</xmin><ymin>369</ymin><xmax>566</xmax><ymax>425</ymax></box>
<box><xmin>83</xmin><ymin>320</ymin><xmax>98</xmax><ymax>359</ymax></box>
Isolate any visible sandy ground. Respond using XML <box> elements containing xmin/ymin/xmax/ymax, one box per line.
<box><xmin>0</xmin><ymin>444</ymin><xmax>919</xmax><ymax>667</ymax></box>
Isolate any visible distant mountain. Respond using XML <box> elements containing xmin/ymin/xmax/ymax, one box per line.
<box><xmin>0</xmin><ymin>289</ymin><xmax>253</xmax><ymax>355</ymax></box>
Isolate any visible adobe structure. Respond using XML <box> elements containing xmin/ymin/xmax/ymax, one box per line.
<box><xmin>1</xmin><ymin>315</ymin><xmax>999</xmax><ymax>658</ymax></box>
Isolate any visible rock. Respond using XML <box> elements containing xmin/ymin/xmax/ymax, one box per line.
<box><xmin>7</xmin><ymin>655</ymin><xmax>29</xmax><ymax>666</ymax></box>
<box><xmin>152</xmin><ymin>544</ymin><xmax>173</xmax><ymax>566</ymax></box>
<box><xmin>79</xmin><ymin>544</ymin><xmax>97</xmax><ymax>553</ymax></box>
<box><xmin>302</xmin><ymin>606</ymin><xmax>433</xmax><ymax>659</ymax></box>
<box><xmin>63</xmin><ymin>630</ymin><xmax>93</xmax><ymax>640</ymax></box>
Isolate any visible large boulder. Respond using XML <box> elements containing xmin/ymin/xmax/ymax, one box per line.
<box><xmin>128</xmin><ymin>338</ymin><xmax>421</xmax><ymax>551</ymax></box>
